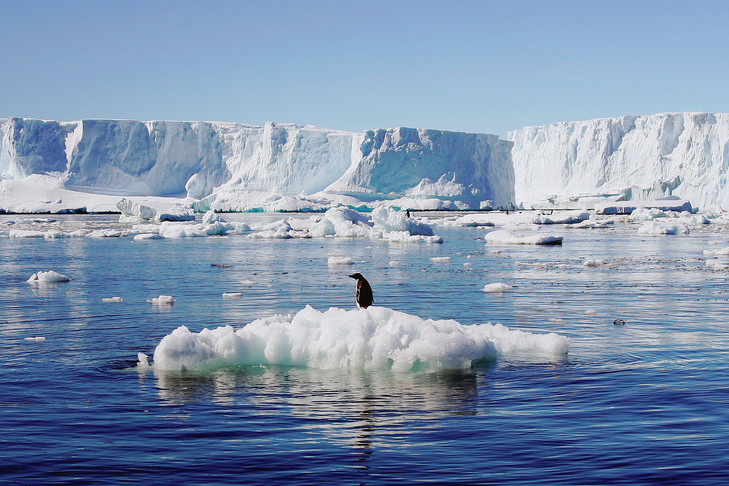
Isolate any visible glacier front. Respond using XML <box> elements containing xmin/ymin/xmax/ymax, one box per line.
<box><xmin>508</xmin><ymin>112</ymin><xmax>729</xmax><ymax>211</ymax></box>
<box><xmin>0</xmin><ymin>118</ymin><xmax>515</xmax><ymax>213</ymax></box>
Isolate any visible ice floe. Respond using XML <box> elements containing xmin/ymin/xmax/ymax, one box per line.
<box><xmin>149</xmin><ymin>295</ymin><xmax>175</xmax><ymax>305</ymax></box>
<box><xmin>482</xmin><ymin>283</ymin><xmax>514</xmax><ymax>293</ymax></box>
<box><xmin>26</xmin><ymin>270</ymin><xmax>70</xmax><ymax>283</ymax></box>
<box><xmin>484</xmin><ymin>229</ymin><xmax>563</xmax><ymax>246</ymax></box>
<box><xmin>146</xmin><ymin>305</ymin><xmax>570</xmax><ymax>372</ymax></box>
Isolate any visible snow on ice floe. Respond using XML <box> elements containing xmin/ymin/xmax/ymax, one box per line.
<box><xmin>26</xmin><ymin>270</ymin><xmax>70</xmax><ymax>283</ymax></box>
<box><xmin>148</xmin><ymin>295</ymin><xmax>175</xmax><ymax>305</ymax></box>
<box><xmin>102</xmin><ymin>297</ymin><xmax>123</xmax><ymax>303</ymax></box>
<box><xmin>117</xmin><ymin>198</ymin><xmax>194</xmax><ymax>222</ymax></box>
<box><xmin>482</xmin><ymin>283</ymin><xmax>513</xmax><ymax>293</ymax></box>
<box><xmin>145</xmin><ymin>306</ymin><xmax>570</xmax><ymax>372</ymax></box>
<box><xmin>24</xmin><ymin>336</ymin><xmax>46</xmax><ymax>342</ymax></box>
<box><xmin>636</xmin><ymin>221</ymin><xmax>690</xmax><ymax>235</ymax></box>
<box><xmin>532</xmin><ymin>210</ymin><xmax>589</xmax><ymax>225</ymax></box>
<box><xmin>484</xmin><ymin>229</ymin><xmax>563</xmax><ymax>246</ymax></box>
<box><xmin>328</xmin><ymin>256</ymin><xmax>354</xmax><ymax>266</ymax></box>
<box><xmin>222</xmin><ymin>292</ymin><xmax>243</xmax><ymax>298</ymax></box>
<box><xmin>583</xmin><ymin>259</ymin><xmax>606</xmax><ymax>268</ymax></box>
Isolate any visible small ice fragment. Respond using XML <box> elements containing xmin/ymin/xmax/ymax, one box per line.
<box><xmin>328</xmin><ymin>256</ymin><xmax>354</xmax><ymax>266</ymax></box>
<box><xmin>222</xmin><ymin>292</ymin><xmax>243</xmax><ymax>298</ymax></box>
<box><xmin>24</xmin><ymin>336</ymin><xmax>46</xmax><ymax>342</ymax></box>
<box><xmin>389</xmin><ymin>261</ymin><xmax>400</xmax><ymax>266</ymax></box>
<box><xmin>585</xmin><ymin>309</ymin><xmax>597</xmax><ymax>315</ymax></box>
<box><xmin>134</xmin><ymin>233</ymin><xmax>165</xmax><ymax>240</ymax></box>
<box><xmin>240</xmin><ymin>280</ymin><xmax>255</xmax><ymax>286</ymax></box>
<box><xmin>583</xmin><ymin>259</ymin><xmax>605</xmax><ymax>267</ymax></box>
<box><xmin>430</xmin><ymin>256</ymin><xmax>451</xmax><ymax>262</ymax></box>
<box><xmin>102</xmin><ymin>297</ymin><xmax>123</xmax><ymax>303</ymax></box>
<box><xmin>137</xmin><ymin>352</ymin><xmax>151</xmax><ymax>369</ymax></box>
<box><xmin>482</xmin><ymin>283</ymin><xmax>513</xmax><ymax>293</ymax></box>
<box><xmin>26</xmin><ymin>270</ymin><xmax>70</xmax><ymax>283</ymax></box>
<box><xmin>149</xmin><ymin>295</ymin><xmax>175</xmax><ymax>305</ymax></box>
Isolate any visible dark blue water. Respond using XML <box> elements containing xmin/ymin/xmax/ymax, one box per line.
<box><xmin>2</xmin><ymin>214</ymin><xmax>728</xmax><ymax>484</ymax></box>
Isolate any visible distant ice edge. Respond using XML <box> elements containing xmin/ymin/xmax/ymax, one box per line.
<box><xmin>145</xmin><ymin>306</ymin><xmax>571</xmax><ymax>373</ymax></box>
<box><xmin>0</xmin><ymin>118</ymin><xmax>514</xmax><ymax>213</ymax></box>
<box><xmin>508</xmin><ymin>112</ymin><xmax>729</xmax><ymax>211</ymax></box>
<box><xmin>5</xmin><ymin>112</ymin><xmax>729</xmax><ymax>213</ymax></box>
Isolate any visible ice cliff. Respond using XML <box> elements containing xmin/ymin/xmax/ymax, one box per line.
<box><xmin>0</xmin><ymin>118</ymin><xmax>515</xmax><ymax>212</ymax></box>
<box><xmin>508</xmin><ymin>112</ymin><xmax>729</xmax><ymax>210</ymax></box>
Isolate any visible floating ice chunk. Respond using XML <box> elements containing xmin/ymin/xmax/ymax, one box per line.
<box><xmin>703</xmin><ymin>247</ymin><xmax>729</xmax><ymax>256</ymax></box>
<box><xmin>137</xmin><ymin>352</ymin><xmax>151</xmax><ymax>369</ymax></box>
<box><xmin>637</xmin><ymin>221</ymin><xmax>690</xmax><ymax>235</ymax></box>
<box><xmin>27</xmin><ymin>270</ymin><xmax>70</xmax><ymax>283</ymax></box>
<box><xmin>430</xmin><ymin>256</ymin><xmax>451</xmax><ymax>262</ymax></box>
<box><xmin>583</xmin><ymin>259</ymin><xmax>606</xmax><ymax>267</ymax></box>
<box><xmin>240</xmin><ymin>280</ymin><xmax>255</xmax><ymax>286</ymax></box>
<box><xmin>382</xmin><ymin>231</ymin><xmax>443</xmax><ymax>243</ymax></box>
<box><xmin>149</xmin><ymin>295</ymin><xmax>175</xmax><ymax>305</ymax></box>
<box><xmin>310</xmin><ymin>217</ymin><xmax>336</xmax><ymax>237</ymax></box>
<box><xmin>371</xmin><ymin>207</ymin><xmax>434</xmax><ymax>236</ymax></box>
<box><xmin>585</xmin><ymin>309</ymin><xmax>597</xmax><ymax>315</ymax></box>
<box><xmin>706</xmin><ymin>259</ymin><xmax>729</xmax><ymax>270</ymax></box>
<box><xmin>87</xmin><ymin>229</ymin><xmax>125</xmax><ymax>238</ymax></box>
<box><xmin>222</xmin><ymin>292</ymin><xmax>243</xmax><ymax>298</ymax></box>
<box><xmin>133</xmin><ymin>233</ymin><xmax>164</xmax><ymax>240</ymax></box>
<box><xmin>482</xmin><ymin>283</ymin><xmax>513</xmax><ymax>293</ymax></box>
<box><xmin>202</xmin><ymin>210</ymin><xmax>224</xmax><ymax>225</ymax></box>
<box><xmin>450</xmin><ymin>214</ymin><xmax>496</xmax><ymax>227</ymax></box>
<box><xmin>25</xmin><ymin>336</ymin><xmax>46</xmax><ymax>342</ymax></box>
<box><xmin>149</xmin><ymin>306</ymin><xmax>570</xmax><ymax>372</ymax></box>
<box><xmin>328</xmin><ymin>256</ymin><xmax>354</xmax><ymax>266</ymax></box>
<box><xmin>629</xmin><ymin>208</ymin><xmax>666</xmax><ymax>221</ymax></box>
<box><xmin>389</xmin><ymin>261</ymin><xmax>400</xmax><ymax>266</ymax></box>
<box><xmin>117</xmin><ymin>198</ymin><xmax>194</xmax><ymax>222</ymax></box>
<box><xmin>158</xmin><ymin>222</ymin><xmax>207</xmax><ymax>238</ymax></box>
<box><xmin>102</xmin><ymin>297</ymin><xmax>123</xmax><ymax>303</ymax></box>
<box><xmin>566</xmin><ymin>219</ymin><xmax>613</xmax><ymax>229</ymax></box>
<box><xmin>10</xmin><ymin>230</ymin><xmax>46</xmax><ymax>238</ymax></box>
<box><xmin>533</xmin><ymin>210</ymin><xmax>589</xmax><ymax>225</ymax></box>
<box><xmin>484</xmin><ymin>229</ymin><xmax>563</xmax><ymax>245</ymax></box>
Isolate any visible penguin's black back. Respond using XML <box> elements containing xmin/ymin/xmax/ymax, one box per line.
<box><xmin>349</xmin><ymin>273</ymin><xmax>374</xmax><ymax>309</ymax></box>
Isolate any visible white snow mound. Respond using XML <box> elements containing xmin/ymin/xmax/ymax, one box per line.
<box><xmin>147</xmin><ymin>306</ymin><xmax>570</xmax><ymax>372</ymax></box>
<box><xmin>26</xmin><ymin>270</ymin><xmax>70</xmax><ymax>283</ymax></box>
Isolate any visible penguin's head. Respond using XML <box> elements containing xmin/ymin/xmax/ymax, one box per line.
<box><xmin>349</xmin><ymin>273</ymin><xmax>364</xmax><ymax>280</ymax></box>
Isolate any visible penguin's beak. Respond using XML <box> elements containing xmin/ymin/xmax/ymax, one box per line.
<box><xmin>348</xmin><ymin>274</ymin><xmax>357</xmax><ymax>279</ymax></box>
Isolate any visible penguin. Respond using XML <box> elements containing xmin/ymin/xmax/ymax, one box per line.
<box><xmin>349</xmin><ymin>273</ymin><xmax>374</xmax><ymax>309</ymax></box>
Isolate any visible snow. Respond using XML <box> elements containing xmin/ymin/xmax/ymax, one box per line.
<box><xmin>147</xmin><ymin>305</ymin><xmax>570</xmax><ymax>372</ymax></box>
<box><xmin>102</xmin><ymin>297</ymin><xmax>123</xmax><ymax>302</ymax></box>
<box><xmin>26</xmin><ymin>270</ymin><xmax>70</xmax><ymax>283</ymax></box>
<box><xmin>222</xmin><ymin>292</ymin><xmax>243</xmax><ymax>298</ymax></box>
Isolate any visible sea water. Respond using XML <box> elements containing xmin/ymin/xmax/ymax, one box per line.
<box><xmin>1</xmin><ymin>213</ymin><xmax>728</xmax><ymax>484</ymax></box>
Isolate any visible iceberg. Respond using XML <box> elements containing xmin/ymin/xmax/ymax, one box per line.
<box><xmin>1</xmin><ymin>118</ymin><xmax>514</xmax><ymax>213</ymax></box>
<box><xmin>509</xmin><ymin>112</ymin><xmax>729</xmax><ymax>211</ymax></box>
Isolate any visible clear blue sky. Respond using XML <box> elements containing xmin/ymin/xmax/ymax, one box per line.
<box><xmin>1</xmin><ymin>0</ymin><xmax>728</xmax><ymax>137</ymax></box>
